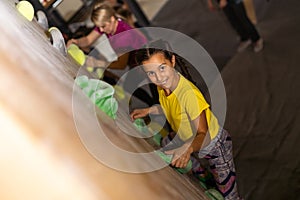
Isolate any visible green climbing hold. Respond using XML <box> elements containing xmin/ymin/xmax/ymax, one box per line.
<box><xmin>74</xmin><ymin>75</ymin><xmax>89</xmax><ymax>89</ymax></box>
<box><xmin>133</xmin><ymin>118</ymin><xmax>149</xmax><ymax>135</ymax></box>
<box><xmin>75</xmin><ymin>75</ymin><xmax>118</xmax><ymax>119</ymax></box>
<box><xmin>67</xmin><ymin>44</ymin><xmax>86</xmax><ymax>66</ymax></box>
<box><xmin>152</xmin><ymin>133</ymin><xmax>162</xmax><ymax>146</ymax></box>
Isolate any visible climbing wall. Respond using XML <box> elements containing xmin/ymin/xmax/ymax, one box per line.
<box><xmin>0</xmin><ymin>1</ymin><xmax>209</xmax><ymax>199</ymax></box>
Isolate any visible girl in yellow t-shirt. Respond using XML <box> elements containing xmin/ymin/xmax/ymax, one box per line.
<box><xmin>130</xmin><ymin>41</ymin><xmax>242</xmax><ymax>199</ymax></box>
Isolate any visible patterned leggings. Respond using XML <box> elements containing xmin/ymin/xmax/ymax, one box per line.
<box><xmin>162</xmin><ymin>129</ymin><xmax>241</xmax><ymax>199</ymax></box>
<box><xmin>204</xmin><ymin>129</ymin><xmax>241</xmax><ymax>200</ymax></box>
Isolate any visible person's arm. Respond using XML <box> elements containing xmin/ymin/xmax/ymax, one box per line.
<box><xmin>67</xmin><ymin>29</ymin><xmax>100</xmax><ymax>48</ymax></box>
<box><xmin>207</xmin><ymin>0</ymin><xmax>216</xmax><ymax>11</ymax></box>
<box><xmin>165</xmin><ymin>111</ymin><xmax>208</xmax><ymax>168</ymax></box>
<box><xmin>189</xmin><ymin>111</ymin><xmax>208</xmax><ymax>153</ymax></box>
<box><xmin>130</xmin><ymin>105</ymin><xmax>163</xmax><ymax>121</ymax></box>
<box><xmin>219</xmin><ymin>0</ymin><xmax>228</xmax><ymax>9</ymax></box>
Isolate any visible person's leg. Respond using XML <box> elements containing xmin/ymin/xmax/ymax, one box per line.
<box><xmin>205</xmin><ymin>129</ymin><xmax>242</xmax><ymax>199</ymax></box>
<box><xmin>192</xmin><ymin>156</ymin><xmax>217</xmax><ymax>189</ymax></box>
<box><xmin>222</xmin><ymin>3</ymin><xmax>249</xmax><ymax>41</ymax></box>
<box><xmin>231</xmin><ymin>2</ymin><xmax>260</xmax><ymax>43</ymax></box>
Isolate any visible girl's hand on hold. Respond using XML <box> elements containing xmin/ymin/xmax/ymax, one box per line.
<box><xmin>67</xmin><ymin>39</ymin><xmax>76</xmax><ymax>48</ymax></box>
<box><xmin>130</xmin><ymin>108</ymin><xmax>149</xmax><ymax>121</ymax></box>
<box><xmin>165</xmin><ymin>143</ymin><xmax>193</xmax><ymax>168</ymax></box>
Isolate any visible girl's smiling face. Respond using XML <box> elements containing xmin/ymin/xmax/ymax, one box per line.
<box><xmin>142</xmin><ymin>53</ymin><xmax>179</xmax><ymax>95</ymax></box>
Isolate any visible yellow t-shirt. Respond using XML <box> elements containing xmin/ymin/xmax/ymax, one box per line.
<box><xmin>158</xmin><ymin>74</ymin><xmax>219</xmax><ymax>141</ymax></box>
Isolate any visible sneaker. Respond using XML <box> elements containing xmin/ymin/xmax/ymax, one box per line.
<box><xmin>254</xmin><ymin>38</ymin><xmax>264</xmax><ymax>52</ymax></box>
<box><xmin>237</xmin><ymin>39</ymin><xmax>251</xmax><ymax>52</ymax></box>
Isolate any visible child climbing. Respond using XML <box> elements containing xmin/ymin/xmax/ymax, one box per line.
<box><xmin>130</xmin><ymin>40</ymin><xmax>243</xmax><ymax>200</ymax></box>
